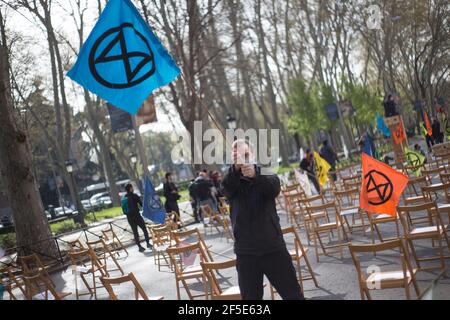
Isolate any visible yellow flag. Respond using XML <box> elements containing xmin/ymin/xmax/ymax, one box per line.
<box><xmin>404</xmin><ymin>147</ymin><xmax>426</xmax><ymax>177</ymax></box>
<box><xmin>314</xmin><ymin>151</ymin><xmax>331</xmax><ymax>186</ymax></box>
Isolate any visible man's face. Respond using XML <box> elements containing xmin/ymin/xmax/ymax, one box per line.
<box><xmin>234</xmin><ymin>143</ymin><xmax>254</xmax><ymax>165</ymax></box>
<box><xmin>129</xmin><ymin>186</ymin><xmax>134</xmax><ymax>193</ymax></box>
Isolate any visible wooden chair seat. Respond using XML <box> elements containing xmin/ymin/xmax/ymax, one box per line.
<box><xmin>181</xmin><ymin>265</ymin><xmax>205</xmax><ymax>279</ymax></box>
<box><xmin>216</xmin><ymin>285</ymin><xmax>241</xmax><ymax>300</ymax></box>
<box><xmin>315</xmin><ymin>221</ymin><xmax>342</xmax><ymax>232</ymax></box>
<box><xmin>340</xmin><ymin>207</ymin><xmax>359</xmax><ymax>216</ymax></box>
<box><xmin>405</xmin><ymin>195</ymin><xmax>427</xmax><ymax>203</ymax></box>
<box><xmin>372</xmin><ymin>214</ymin><xmax>396</xmax><ymax>223</ymax></box>
<box><xmin>365</xmin><ymin>269</ymin><xmax>417</xmax><ymax>289</ymax></box>
<box><xmin>409</xmin><ymin>225</ymin><xmax>447</xmax><ymax>238</ymax></box>
<box><xmin>437</xmin><ymin>203</ymin><xmax>450</xmax><ymax>211</ymax></box>
<box><xmin>32</xmin><ymin>291</ymin><xmax>71</xmax><ymax>300</ymax></box>
<box><xmin>288</xmin><ymin>247</ymin><xmax>308</xmax><ymax>258</ymax></box>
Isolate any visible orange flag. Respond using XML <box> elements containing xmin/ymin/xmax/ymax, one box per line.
<box><xmin>360</xmin><ymin>153</ymin><xmax>409</xmax><ymax>216</ymax></box>
<box><xmin>424</xmin><ymin>111</ymin><xmax>433</xmax><ymax>136</ymax></box>
<box><xmin>392</xmin><ymin>119</ymin><xmax>406</xmax><ymax>145</ymax></box>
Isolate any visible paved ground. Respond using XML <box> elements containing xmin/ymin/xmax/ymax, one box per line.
<box><xmin>3</xmin><ymin>138</ymin><xmax>450</xmax><ymax>300</ymax></box>
<box><xmin>50</xmin><ymin>190</ymin><xmax>450</xmax><ymax>300</ymax></box>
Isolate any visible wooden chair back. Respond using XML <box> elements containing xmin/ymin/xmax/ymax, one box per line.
<box><xmin>421</xmin><ymin>183</ymin><xmax>450</xmax><ymax>204</ymax></box>
<box><xmin>200</xmin><ymin>259</ymin><xmax>240</xmax><ymax>299</ymax></box>
<box><xmin>166</xmin><ymin>242</ymin><xmax>207</xmax><ymax>276</ymax></box>
<box><xmin>397</xmin><ymin>202</ymin><xmax>446</xmax><ymax>234</ymax></box>
<box><xmin>100</xmin><ymin>273</ymin><xmax>163</xmax><ymax>300</ymax></box>
<box><xmin>171</xmin><ymin>228</ymin><xmax>213</xmax><ymax>262</ymax></box>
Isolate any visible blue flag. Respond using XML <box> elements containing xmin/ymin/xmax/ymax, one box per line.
<box><xmin>376</xmin><ymin>113</ymin><xmax>391</xmax><ymax>137</ymax></box>
<box><xmin>363</xmin><ymin>133</ymin><xmax>376</xmax><ymax>158</ymax></box>
<box><xmin>67</xmin><ymin>0</ymin><xmax>180</xmax><ymax>114</ymax></box>
<box><xmin>142</xmin><ymin>176</ymin><xmax>166</xmax><ymax>224</ymax></box>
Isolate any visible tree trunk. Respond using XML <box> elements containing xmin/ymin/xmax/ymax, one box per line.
<box><xmin>0</xmin><ymin>14</ymin><xmax>57</xmax><ymax>257</ymax></box>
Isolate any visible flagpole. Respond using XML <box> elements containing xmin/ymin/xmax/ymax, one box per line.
<box><xmin>132</xmin><ymin>115</ymin><xmax>150</xmax><ymax>180</ymax></box>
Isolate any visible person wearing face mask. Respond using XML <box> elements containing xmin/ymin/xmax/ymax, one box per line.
<box><xmin>222</xmin><ymin>139</ymin><xmax>304</xmax><ymax>300</ymax></box>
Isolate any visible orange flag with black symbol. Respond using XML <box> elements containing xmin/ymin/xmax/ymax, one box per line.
<box><xmin>424</xmin><ymin>111</ymin><xmax>433</xmax><ymax>136</ymax></box>
<box><xmin>392</xmin><ymin>118</ymin><xmax>406</xmax><ymax>145</ymax></box>
<box><xmin>360</xmin><ymin>153</ymin><xmax>409</xmax><ymax>216</ymax></box>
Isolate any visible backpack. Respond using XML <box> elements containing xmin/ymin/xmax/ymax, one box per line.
<box><xmin>121</xmin><ymin>196</ymin><xmax>129</xmax><ymax>215</ymax></box>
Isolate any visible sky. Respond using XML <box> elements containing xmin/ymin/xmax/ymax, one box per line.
<box><xmin>2</xmin><ymin>0</ymin><xmax>185</xmax><ymax>136</ymax></box>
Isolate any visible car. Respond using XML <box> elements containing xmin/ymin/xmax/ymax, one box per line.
<box><xmin>98</xmin><ymin>196</ymin><xmax>113</xmax><ymax>208</ymax></box>
<box><xmin>0</xmin><ymin>215</ymin><xmax>13</xmax><ymax>227</ymax></box>
<box><xmin>54</xmin><ymin>207</ymin><xmax>74</xmax><ymax>217</ymax></box>
<box><xmin>90</xmin><ymin>192</ymin><xmax>110</xmax><ymax>210</ymax></box>
<box><xmin>81</xmin><ymin>200</ymin><xmax>93</xmax><ymax>212</ymax></box>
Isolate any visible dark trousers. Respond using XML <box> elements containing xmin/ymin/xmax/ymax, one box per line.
<box><xmin>236</xmin><ymin>249</ymin><xmax>304</xmax><ymax>300</ymax></box>
<box><xmin>308</xmin><ymin>175</ymin><xmax>321</xmax><ymax>194</ymax></box>
<box><xmin>127</xmin><ymin>215</ymin><xmax>149</xmax><ymax>247</ymax></box>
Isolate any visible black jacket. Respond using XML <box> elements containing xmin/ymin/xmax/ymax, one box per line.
<box><xmin>192</xmin><ymin>177</ymin><xmax>214</xmax><ymax>201</ymax></box>
<box><xmin>126</xmin><ymin>192</ymin><xmax>142</xmax><ymax>218</ymax></box>
<box><xmin>320</xmin><ymin>145</ymin><xmax>338</xmax><ymax>167</ymax></box>
<box><xmin>163</xmin><ymin>181</ymin><xmax>179</xmax><ymax>203</ymax></box>
<box><xmin>222</xmin><ymin>165</ymin><xmax>285</xmax><ymax>256</ymax></box>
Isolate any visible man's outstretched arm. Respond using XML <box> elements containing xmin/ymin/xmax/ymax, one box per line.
<box><xmin>222</xmin><ymin>166</ymin><xmax>241</xmax><ymax>199</ymax></box>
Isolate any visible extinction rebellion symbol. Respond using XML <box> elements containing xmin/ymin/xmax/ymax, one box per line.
<box><xmin>364</xmin><ymin>170</ymin><xmax>393</xmax><ymax>205</ymax></box>
<box><xmin>149</xmin><ymin>194</ymin><xmax>163</xmax><ymax>210</ymax></box>
<box><xmin>89</xmin><ymin>23</ymin><xmax>156</xmax><ymax>89</ymax></box>
<box><xmin>406</xmin><ymin>152</ymin><xmax>421</xmax><ymax>167</ymax></box>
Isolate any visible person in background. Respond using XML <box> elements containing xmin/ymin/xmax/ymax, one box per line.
<box><xmin>319</xmin><ymin>140</ymin><xmax>338</xmax><ymax>181</ymax></box>
<box><xmin>122</xmin><ymin>184</ymin><xmax>150</xmax><ymax>252</ymax></box>
<box><xmin>414</xmin><ymin>143</ymin><xmax>426</xmax><ymax>158</ymax></box>
<box><xmin>222</xmin><ymin>139</ymin><xmax>304</xmax><ymax>300</ymax></box>
<box><xmin>188</xmin><ymin>174</ymin><xmax>200</xmax><ymax>223</ymax></box>
<box><xmin>300</xmin><ymin>149</ymin><xmax>320</xmax><ymax>194</ymax></box>
<box><xmin>420</xmin><ymin>121</ymin><xmax>434</xmax><ymax>153</ymax></box>
<box><xmin>163</xmin><ymin>172</ymin><xmax>181</xmax><ymax>222</ymax></box>
<box><xmin>192</xmin><ymin>170</ymin><xmax>218</xmax><ymax>216</ymax></box>
<box><xmin>432</xmin><ymin>118</ymin><xmax>443</xmax><ymax>144</ymax></box>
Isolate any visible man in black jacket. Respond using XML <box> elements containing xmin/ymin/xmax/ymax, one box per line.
<box><xmin>122</xmin><ymin>184</ymin><xmax>151</xmax><ymax>252</ymax></box>
<box><xmin>222</xmin><ymin>140</ymin><xmax>304</xmax><ymax>300</ymax></box>
<box><xmin>163</xmin><ymin>172</ymin><xmax>180</xmax><ymax>222</ymax></box>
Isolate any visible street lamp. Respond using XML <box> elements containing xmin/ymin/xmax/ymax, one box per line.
<box><xmin>65</xmin><ymin>159</ymin><xmax>84</xmax><ymax>224</ymax></box>
<box><xmin>65</xmin><ymin>160</ymin><xmax>74</xmax><ymax>174</ymax></box>
<box><xmin>131</xmin><ymin>154</ymin><xmax>138</xmax><ymax>165</ymax></box>
<box><xmin>226</xmin><ymin>114</ymin><xmax>237</xmax><ymax>130</ymax></box>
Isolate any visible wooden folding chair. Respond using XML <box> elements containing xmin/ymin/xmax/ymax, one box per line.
<box><xmin>334</xmin><ymin>188</ymin><xmax>367</xmax><ymax>235</ymax></box>
<box><xmin>200</xmin><ymin>204</ymin><xmax>219</xmax><ymax>235</ymax></box>
<box><xmin>270</xmin><ymin>226</ymin><xmax>318</xmax><ymax>299</ymax></box>
<box><xmin>306</xmin><ymin>201</ymin><xmax>348</xmax><ymax>262</ymax></box>
<box><xmin>364</xmin><ymin>208</ymin><xmax>401</xmax><ymax>244</ymax></box>
<box><xmin>100</xmin><ymin>273</ymin><xmax>163</xmax><ymax>300</ymax></box>
<box><xmin>200</xmin><ymin>259</ymin><xmax>241</xmax><ymax>300</ymax></box>
<box><xmin>398</xmin><ymin>202</ymin><xmax>450</xmax><ymax>274</ymax></box>
<box><xmin>422</xmin><ymin>166</ymin><xmax>447</xmax><ymax>183</ymax></box>
<box><xmin>149</xmin><ymin>224</ymin><xmax>175</xmax><ymax>271</ymax></box>
<box><xmin>349</xmin><ymin>239</ymin><xmax>420</xmax><ymax>300</ymax></box>
<box><xmin>19</xmin><ymin>254</ymin><xmax>71</xmax><ymax>300</ymax></box>
<box><xmin>422</xmin><ymin>182</ymin><xmax>450</xmax><ymax>222</ymax></box>
<box><xmin>86</xmin><ymin>239</ymin><xmax>125</xmax><ymax>276</ymax></box>
<box><xmin>0</xmin><ymin>266</ymin><xmax>27</xmax><ymax>300</ymax></box>
<box><xmin>68</xmin><ymin>248</ymin><xmax>108</xmax><ymax>300</ymax></box>
<box><xmin>101</xmin><ymin>227</ymin><xmax>129</xmax><ymax>257</ymax></box>
<box><xmin>284</xmin><ymin>191</ymin><xmax>307</xmax><ymax>229</ymax></box>
<box><xmin>166</xmin><ymin>242</ymin><xmax>208</xmax><ymax>300</ymax></box>
<box><xmin>296</xmin><ymin>194</ymin><xmax>328</xmax><ymax>245</ymax></box>
<box><xmin>171</xmin><ymin>228</ymin><xmax>214</xmax><ymax>263</ymax></box>
<box><xmin>439</xmin><ymin>172</ymin><xmax>450</xmax><ymax>184</ymax></box>
<box><xmin>403</xmin><ymin>176</ymin><xmax>430</xmax><ymax>205</ymax></box>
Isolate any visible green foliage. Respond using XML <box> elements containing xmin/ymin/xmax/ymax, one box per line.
<box><xmin>287</xmin><ymin>79</ymin><xmax>332</xmax><ymax>138</ymax></box>
<box><xmin>340</xmin><ymin>79</ymin><xmax>383</xmax><ymax>126</ymax></box>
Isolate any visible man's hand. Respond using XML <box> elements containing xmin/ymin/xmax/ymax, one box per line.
<box><xmin>233</xmin><ymin>149</ymin><xmax>243</xmax><ymax>170</ymax></box>
<box><xmin>241</xmin><ymin>164</ymin><xmax>256</xmax><ymax>178</ymax></box>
